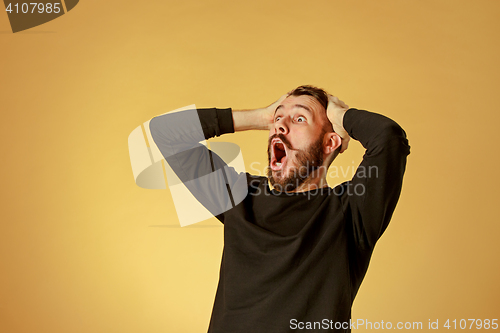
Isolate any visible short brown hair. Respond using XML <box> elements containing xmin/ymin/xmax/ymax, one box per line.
<box><xmin>288</xmin><ymin>85</ymin><xmax>329</xmax><ymax>111</ymax></box>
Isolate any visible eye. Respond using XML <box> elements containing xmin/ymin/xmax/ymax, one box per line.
<box><xmin>275</xmin><ymin>116</ymin><xmax>282</xmax><ymax>122</ymax></box>
<box><xmin>296</xmin><ymin>116</ymin><xmax>306</xmax><ymax>122</ymax></box>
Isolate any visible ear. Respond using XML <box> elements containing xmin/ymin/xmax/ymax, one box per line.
<box><xmin>323</xmin><ymin>132</ymin><xmax>342</xmax><ymax>155</ymax></box>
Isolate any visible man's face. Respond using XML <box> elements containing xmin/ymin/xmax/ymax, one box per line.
<box><xmin>267</xmin><ymin>95</ymin><xmax>329</xmax><ymax>191</ymax></box>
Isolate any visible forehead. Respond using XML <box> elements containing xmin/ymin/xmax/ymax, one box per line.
<box><xmin>275</xmin><ymin>95</ymin><xmax>325</xmax><ymax>115</ymax></box>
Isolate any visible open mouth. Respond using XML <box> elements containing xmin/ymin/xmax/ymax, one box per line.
<box><xmin>271</xmin><ymin>138</ymin><xmax>288</xmax><ymax>171</ymax></box>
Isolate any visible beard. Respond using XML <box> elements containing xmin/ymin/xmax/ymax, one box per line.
<box><xmin>267</xmin><ymin>132</ymin><xmax>325</xmax><ymax>192</ymax></box>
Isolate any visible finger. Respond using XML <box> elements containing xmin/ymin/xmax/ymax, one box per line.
<box><xmin>340</xmin><ymin>137</ymin><xmax>350</xmax><ymax>153</ymax></box>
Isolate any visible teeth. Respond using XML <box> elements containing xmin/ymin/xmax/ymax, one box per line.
<box><xmin>276</xmin><ymin>162</ymin><xmax>281</xmax><ymax>166</ymax></box>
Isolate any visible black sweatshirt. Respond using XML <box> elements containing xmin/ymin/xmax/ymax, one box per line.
<box><xmin>149</xmin><ymin>107</ymin><xmax>410</xmax><ymax>332</ymax></box>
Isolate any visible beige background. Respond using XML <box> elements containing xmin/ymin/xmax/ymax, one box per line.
<box><xmin>1</xmin><ymin>0</ymin><xmax>499</xmax><ymax>332</ymax></box>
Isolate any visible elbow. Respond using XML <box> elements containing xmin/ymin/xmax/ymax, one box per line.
<box><xmin>380</xmin><ymin>122</ymin><xmax>410</xmax><ymax>155</ymax></box>
<box><xmin>149</xmin><ymin>116</ymin><xmax>159</xmax><ymax>135</ymax></box>
<box><xmin>383</xmin><ymin>121</ymin><xmax>408</xmax><ymax>141</ymax></box>
<box><xmin>148</xmin><ymin>116</ymin><xmax>163</xmax><ymax>142</ymax></box>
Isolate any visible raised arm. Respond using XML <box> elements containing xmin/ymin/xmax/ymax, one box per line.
<box><xmin>326</xmin><ymin>96</ymin><xmax>411</xmax><ymax>250</ymax></box>
<box><xmin>232</xmin><ymin>94</ymin><xmax>288</xmax><ymax>131</ymax></box>
<box><xmin>148</xmin><ymin>94</ymin><xmax>288</xmax><ymax>223</ymax></box>
<box><xmin>149</xmin><ymin>108</ymin><xmax>247</xmax><ymax>223</ymax></box>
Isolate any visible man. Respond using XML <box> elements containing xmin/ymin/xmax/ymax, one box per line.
<box><xmin>149</xmin><ymin>85</ymin><xmax>410</xmax><ymax>332</ymax></box>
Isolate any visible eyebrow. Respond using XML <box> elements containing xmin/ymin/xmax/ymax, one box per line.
<box><xmin>274</xmin><ymin>104</ymin><xmax>313</xmax><ymax>116</ymax></box>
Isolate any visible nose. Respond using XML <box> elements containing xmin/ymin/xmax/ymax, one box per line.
<box><xmin>274</xmin><ymin>118</ymin><xmax>289</xmax><ymax>135</ymax></box>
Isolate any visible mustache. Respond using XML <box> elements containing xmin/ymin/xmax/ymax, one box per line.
<box><xmin>267</xmin><ymin>133</ymin><xmax>299</xmax><ymax>152</ymax></box>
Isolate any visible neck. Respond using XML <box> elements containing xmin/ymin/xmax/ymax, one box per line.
<box><xmin>291</xmin><ymin>174</ymin><xmax>329</xmax><ymax>193</ymax></box>
<box><xmin>281</xmin><ymin>165</ymin><xmax>330</xmax><ymax>193</ymax></box>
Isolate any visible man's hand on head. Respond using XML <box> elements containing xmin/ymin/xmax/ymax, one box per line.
<box><xmin>261</xmin><ymin>93</ymin><xmax>289</xmax><ymax>130</ymax></box>
<box><xmin>232</xmin><ymin>93</ymin><xmax>288</xmax><ymax>132</ymax></box>
<box><xmin>326</xmin><ymin>94</ymin><xmax>350</xmax><ymax>153</ymax></box>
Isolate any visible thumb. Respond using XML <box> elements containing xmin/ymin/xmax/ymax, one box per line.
<box><xmin>340</xmin><ymin>136</ymin><xmax>350</xmax><ymax>153</ymax></box>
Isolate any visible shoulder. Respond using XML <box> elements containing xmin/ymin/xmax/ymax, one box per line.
<box><xmin>246</xmin><ymin>173</ymin><xmax>268</xmax><ymax>188</ymax></box>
